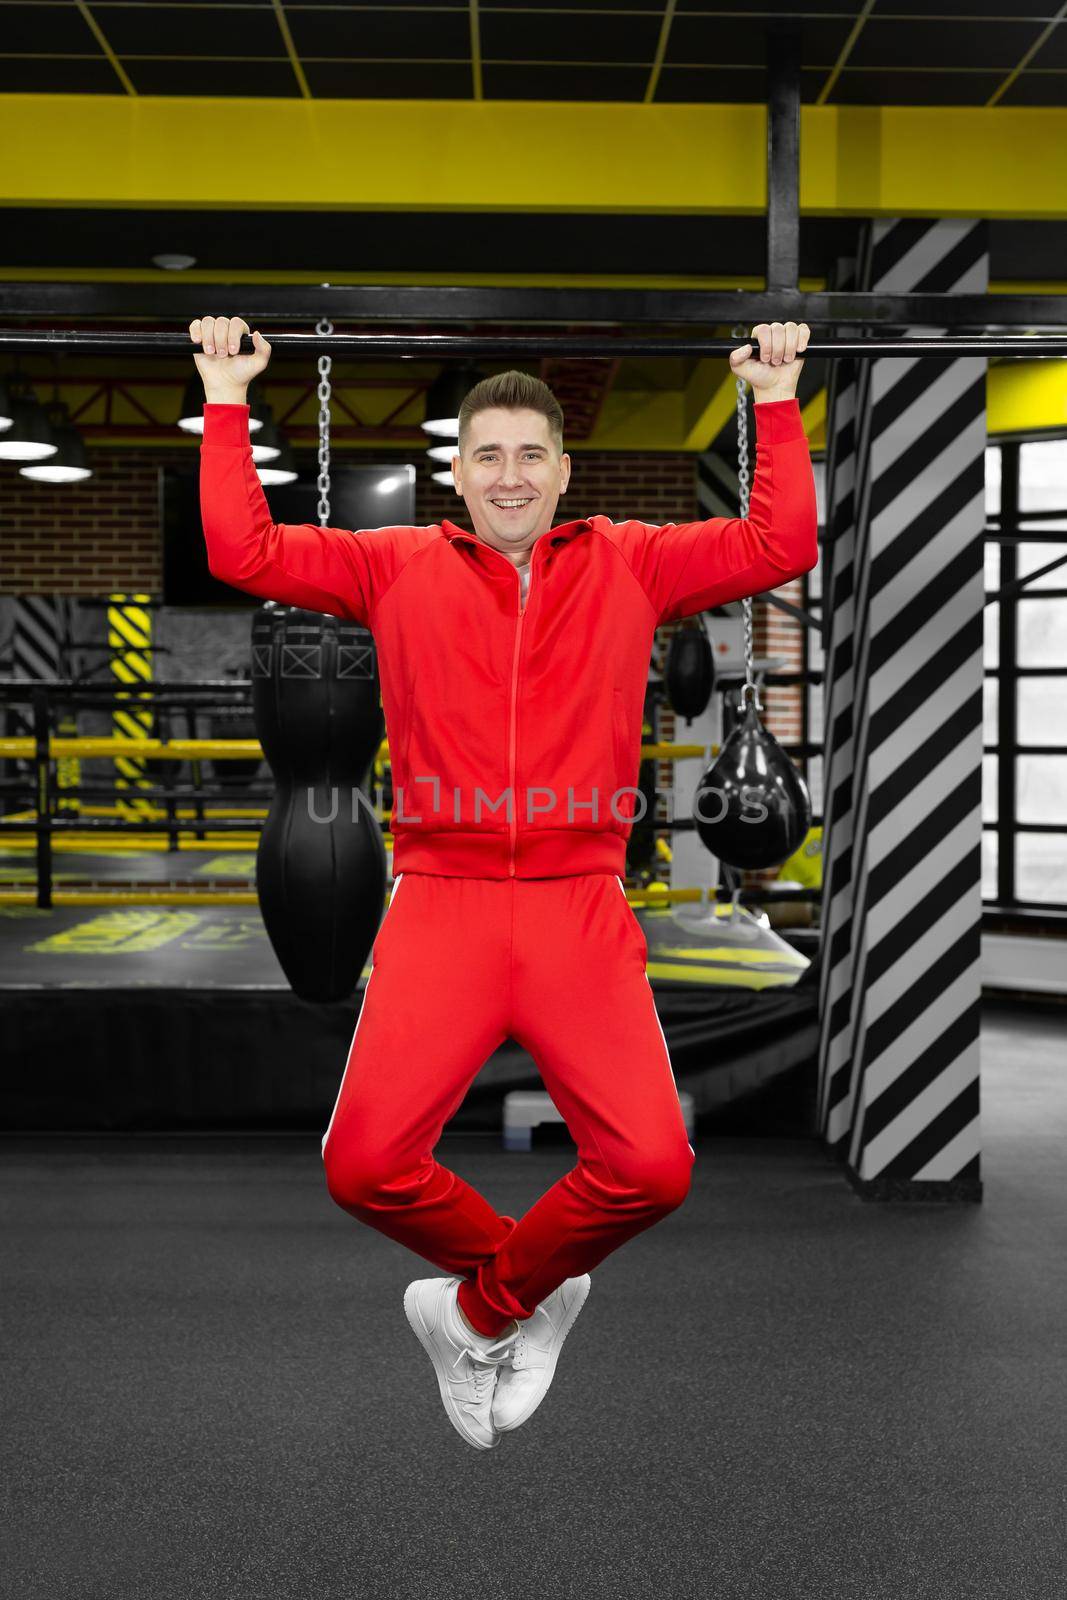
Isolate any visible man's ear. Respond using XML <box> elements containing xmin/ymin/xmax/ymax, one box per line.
<box><xmin>451</xmin><ymin>453</ymin><xmax>462</xmax><ymax>496</ymax></box>
<box><xmin>559</xmin><ymin>451</ymin><xmax>572</xmax><ymax>495</ymax></box>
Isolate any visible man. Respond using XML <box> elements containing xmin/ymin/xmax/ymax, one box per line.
<box><xmin>192</xmin><ymin>315</ymin><xmax>817</xmax><ymax>1450</ymax></box>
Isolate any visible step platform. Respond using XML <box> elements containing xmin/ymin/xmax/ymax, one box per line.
<box><xmin>503</xmin><ymin>1087</ymin><xmax>696</xmax><ymax>1152</ymax></box>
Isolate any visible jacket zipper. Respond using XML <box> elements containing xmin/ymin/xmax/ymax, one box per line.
<box><xmin>507</xmin><ymin>560</ymin><xmax>531</xmax><ymax>876</ymax></box>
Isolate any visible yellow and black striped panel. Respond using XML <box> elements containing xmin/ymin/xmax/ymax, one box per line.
<box><xmin>107</xmin><ymin>593</ymin><xmax>154</xmax><ymax>820</ymax></box>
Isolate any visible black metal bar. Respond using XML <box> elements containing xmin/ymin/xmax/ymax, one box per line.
<box><xmin>2</xmin><ymin>282</ymin><xmax>1066</xmax><ymax>328</ymax></box>
<box><xmin>987</xmin><ymin>508</ymin><xmax>1067</xmax><ymax>524</ymax></box>
<box><xmin>766</xmin><ymin>29</ymin><xmax>801</xmax><ymax>293</ymax></box>
<box><xmin>984</xmin><ymin>665</ymin><xmax>1067</xmax><ymax>678</ymax></box>
<box><xmin>0</xmin><ymin>779</ymin><xmax>272</xmax><ymax>801</ymax></box>
<box><xmin>986</xmin><ymin>551</ymin><xmax>1067</xmax><ymax>606</ymax></box>
<box><xmin>2</xmin><ymin>329</ymin><xmax>1067</xmax><ymax>358</ymax></box>
<box><xmin>997</xmin><ymin>444</ymin><xmax>1019</xmax><ymax>908</ymax></box>
<box><xmin>756</xmin><ymin>588</ymin><xmax>821</xmax><ymax>631</ymax></box>
<box><xmin>0</xmin><ymin>817</ymin><xmax>266</xmax><ymax>834</ymax></box>
<box><xmin>0</xmin><ymin>682</ymin><xmax>252</xmax><ymax>708</ymax></box>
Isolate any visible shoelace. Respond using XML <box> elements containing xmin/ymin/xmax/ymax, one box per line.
<box><xmin>509</xmin><ymin>1301</ymin><xmax>555</xmax><ymax>1371</ymax></box>
<box><xmin>452</xmin><ymin>1333</ymin><xmax>516</xmax><ymax>1403</ymax></box>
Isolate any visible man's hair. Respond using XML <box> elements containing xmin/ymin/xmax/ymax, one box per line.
<box><xmin>458</xmin><ymin>369</ymin><xmax>565</xmax><ymax>454</ymax></box>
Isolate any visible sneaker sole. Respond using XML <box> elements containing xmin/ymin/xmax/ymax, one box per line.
<box><xmin>494</xmin><ymin>1274</ymin><xmax>591</xmax><ymax>1434</ymax></box>
<box><xmin>403</xmin><ymin>1280</ymin><xmax>502</xmax><ymax>1451</ymax></box>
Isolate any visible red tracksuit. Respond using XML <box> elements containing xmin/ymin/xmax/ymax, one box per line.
<box><xmin>200</xmin><ymin>399</ymin><xmax>817</xmax><ymax>1335</ymax></box>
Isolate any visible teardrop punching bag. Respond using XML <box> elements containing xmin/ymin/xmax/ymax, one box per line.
<box><xmin>665</xmin><ymin>620</ymin><xmax>715</xmax><ymax>722</ymax></box>
<box><xmin>693</xmin><ymin>694</ymin><xmax>811</xmax><ymax>871</ymax></box>
<box><xmin>251</xmin><ymin>605</ymin><xmax>387</xmax><ymax>1002</ymax></box>
<box><xmin>694</xmin><ymin>366</ymin><xmax>812</xmax><ymax>872</ymax></box>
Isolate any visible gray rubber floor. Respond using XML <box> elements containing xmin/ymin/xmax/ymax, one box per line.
<box><xmin>2</xmin><ymin>1001</ymin><xmax>1064</xmax><ymax>1600</ymax></box>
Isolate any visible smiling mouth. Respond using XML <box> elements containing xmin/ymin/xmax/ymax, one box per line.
<box><xmin>491</xmin><ymin>497</ymin><xmax>534</xmax><ymax>510</ymax></box>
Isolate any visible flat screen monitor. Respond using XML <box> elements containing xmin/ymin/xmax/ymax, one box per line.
<box><xmin>161</xmin><ymin>462</ymin><xmax>417</xmax><ymax>606</ymax></box>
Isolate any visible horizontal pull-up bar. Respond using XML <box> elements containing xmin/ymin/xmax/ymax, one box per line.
<box><xmin>1</xmin><ymin>331</ymin><xmax>1066</xmax><ymax>360</ymax></box>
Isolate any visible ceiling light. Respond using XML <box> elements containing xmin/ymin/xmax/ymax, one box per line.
<box><xmin>18</xmin><ymin>401</ymin><xmax>91</xmax><ymax>483</ymax></box>
<box><xmin>431</xmin><ymin>469</ymin><xmax>454</xmax><ymax>486</ymax></box>
<box><xmin>0</xmin><ymin>381</ymin><xmax>57</xmax><ymax>461</ymax></box>
<box><xmin>426</xmin><ymin>440</ymin><xmax>458</xmax><ymax>463</ymax></box>
<box><xmin>422</xmin><ymin>365</ymin><xmax>484</xmax><ymax>437</ymax></box>
<box><xmin>250</xmin><ymin>404</ymin><xmax>282</xmax><ymax>463</ymax></box>
<box><xmin>0</xmin><ymin>378</ymin><xmax>13</xmax><ymax>432</ymax></box>
<box><xmin>152</xmin><ymin>253</ymin><xmax>197</xmax><ymax>271</ymax></box>
<box><xmin>178</xmin><ymin>376</ymin><xmax>263</xmax><ymax>435</ymax></box>
<box><xmin>256</xmin><ymin>440</ymin><xmax>298</xmax><ymax>486</ymax></box>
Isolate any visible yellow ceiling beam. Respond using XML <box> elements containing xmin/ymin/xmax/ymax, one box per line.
<box><xmin>2</xmin><ymin>97</ymin><xmax>1067</xmax><ymax>217</ymax></box>
<box><xmin>987</xmin><ymin>359</ymin><xmax>1067</xmax><ymax>438</ymax></box>
<box><xmin>682</xmin><ymin>362</ymin><xmax>739</xmax><ymax>452</ymax></box>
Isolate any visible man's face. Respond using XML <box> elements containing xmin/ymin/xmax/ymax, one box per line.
<box><xmin>452</xmin><ymin>407</ymin><xmax>571</xmax><ymax>558</ymax></box>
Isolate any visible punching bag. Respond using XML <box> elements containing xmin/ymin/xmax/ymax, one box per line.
<box><xmin>665</xmin><ymin>621</ymin><xmax>715</xmax><ymax>722</ymax></box>
<box><xmin>693</xmin><ymin>700</ymin><xmax>811</xmax><ymax>871</ymax></box>
<box><xmin>251</xmin><ymin>605</ymin><xmax>387</xmax><ymax>1002</ymax></box>
<box><xmin>625</xmin><ymin>754</ymin><xmax>658</xmax><ymax>876</ymax></box>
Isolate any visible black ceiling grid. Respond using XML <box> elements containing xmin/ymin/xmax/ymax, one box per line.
<box><xmin>0</xmin><ymin>1</ymin><xmax>1064</xmax><ymax>106</ymax></box>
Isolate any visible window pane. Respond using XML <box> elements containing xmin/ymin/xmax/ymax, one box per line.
<box><xmin>1017</xmin><ymin>756</ymin><xmax>1067</xmax><ymax>824</ymax></box>
<box><xmin>982</xmin><ymin>754</ymin><xmax>997</xmax><ymax>823</ymax></box>
<box><xmin>981</xmin><ymin>830</ymin><xmax>998</xmax><ymax>901</ymax></box>
<box><xmin>1018</xmin><ymin>541</ymin><xmax>1067</xmax><ymax>592</ymax></box>
<box><xmin>1018</xmin><ymin>678</ymin><xmax>1067</xmax><ymax>746</ymax></box>
<box><xmin>807</xmin><ymin>685</ymin><xmax>824</xmax><ymax>744</ymax></box>
<box><xmin>983</xmin><ymin>678</ymin><xmax>998</xmax><ymax>744</ymax></box>
<box><xmin>985</xmin><ymin>446</ymin><xmax>1001</xmax><ymax>518</ymax></box>
<box><xmin>806</xmin><ymin>754</ymin><xmax>823</xmax><ymax>816</ymax></box>
<box><xmin>812</xmin><ymin>458</ymin><xmax>827</xmax><ymax>529</ymax></box>
<box><xmin>1016</xmin><ymin>833</ymin><xmax>1067</xmax><ymax>905</ymax></box>
<box><xmin>984</xmin><ymin>541</ymin><xmax>1000</xmax><ymax>592</ymax></box>
<box><xmin>984</xmin><ymin>601</ymin><xmax>999</xmax><ymax>668</ymax></box>
<box><xmin>1019</xmin><ymin>440</ymin><xmax>1067</xmax><ymax>513</ymax></box>
<box><xmin>1017</xmin><ymin>598</ymin><xmax>1067</xmax><ymax>668</ymax></box>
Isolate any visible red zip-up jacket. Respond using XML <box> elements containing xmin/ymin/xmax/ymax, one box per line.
<box><xmin>199</xmin><ymin>398</ymin><xmax>817</xmax><ymax>880</ymax></box>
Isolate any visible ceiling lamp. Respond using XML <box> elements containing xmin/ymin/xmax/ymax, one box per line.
<box><xmin>0</xmin><ymin>377</ymin><xmax>13</xmax><ymax>432</ymax></box>
<box><xmin>177</xmin><ymin>376</ymin><xmax>263</xmax><ymax>435</ymax></box>
<box><xmin>426</xmin><ymin>440</ymin><xmax>458</xmax><ymax>463</ymax></box>
<box><xmin>18</xmin><ymin>401</ymin><xmax>91</xmax><ymax>483</ymax></box>
<box><xmin>250</xmin><ymin>405</ymin><xmax>282</xmax><ymax>464</ymax></box>
<box><xmin>256</xmin><ymin>439</ymin><xmax>298</xmax><ymax>486</ymax></box>
<box><xmin>0</xmin><ymin>380</ymin><xmax>57</xmax><ymax>461</ymax></box>
<box><xmin>152</xmin><ymin>252</ymin><xmax>197</xmax><ymax>271</ymax></box>
<box><xmin>431</xmin><ymin>469</ymin><xmax>455</xmax><ymax>487</ymax></box>
<box><xmin>421</xmin><ymin>365</ymin><xmax>483</xmax><ymax>437</ymax></box>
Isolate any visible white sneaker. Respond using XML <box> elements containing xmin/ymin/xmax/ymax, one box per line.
<box><xmin>403</xmin><ymin>1276</ymin><xmax>517</xmax><ymax>1451</ymax></box>
<box><xmin>491</xmin><ymin>1275</ymin><xmax>591</xmax><ymax>1434</ymax></box>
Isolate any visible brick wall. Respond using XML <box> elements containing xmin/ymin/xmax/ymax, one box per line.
<box><xmin>0</xmin><ymin>451</ymin><xmax>162</xmax><ymax>594</ymax></box>
<box><xmin>0</xmin><ymin>446</ymin><xmax>696</xmax><ymax>595</ymax></box>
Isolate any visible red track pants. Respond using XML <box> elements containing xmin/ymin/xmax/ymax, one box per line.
<box><xmin>321</xmin><ymin>872</ymin><xmax>695</xmax><ymax>1337</ymax></box>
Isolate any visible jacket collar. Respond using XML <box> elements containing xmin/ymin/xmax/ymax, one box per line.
<box><xmin>440</xmin><ymin>517</ymin><xmax>592</xmax><ymax>551</ymax></box>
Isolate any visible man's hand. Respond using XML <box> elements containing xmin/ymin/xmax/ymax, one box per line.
<box><xmin>729</xmin><ymin>322</ymin><xmax>809</xmax><ymax>402</ymax></box>
<box><xmin>189</xmin><ymin>315</ymin><xmax>272</xmax><ymax>405</ymax></box>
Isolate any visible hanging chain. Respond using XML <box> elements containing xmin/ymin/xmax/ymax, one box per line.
<box><xmin>316</xmin><ymin>317</ymin><xmax>333</xmax><ymax>527</ymax></box>
<box><xmin>732</xmin><ymin>327</ymin><xmax>761</xmax><ymax>715</ymax></box>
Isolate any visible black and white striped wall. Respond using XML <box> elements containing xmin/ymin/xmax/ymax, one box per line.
<box><xmin>818</xmin><ymin>219</ymin><xmax>988</xmax><ymax>1200</ymax></box>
